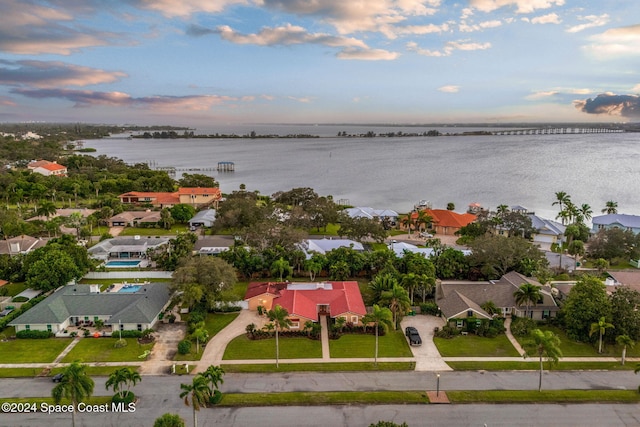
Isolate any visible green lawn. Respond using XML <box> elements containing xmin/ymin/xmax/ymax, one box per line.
<box><xmin>0</xmin><ymin>338</ymin><xmax>70</xmax><ymax>363</ymax></box>
<box><xmin>118</xmin><ymin>224</ymin><xmax>188</xmax><ymax>236</ymax></box>
<box><xmin>2</xmin><ymin>282</ymin><xmax>28</xmax><ymax>297</ymax></box>
<box><xmin>446</xmin><ymin>361</ymin><xmax>637</xmax><ymax>371</ymax></box>
<box><xmin>329</xmin><ymin>331</ymin><xmax>413</xmax><ymax>358</ymax></box>
<box><xmin>515</xmin><ymin>325</ymin><xmax>600</xmax><ymax>357</ymax></box>
<box><xmin>205</xmin><ymin>312</ymin><xmax>239</xmax><ymax>336</ymax></box>
<box><xmin>434</xmin><ymin>334</ymin><xmax>521</xmax><ymax>357</ymax></box>
<box><xmin>220</xmin><ymin>391</ymin><xmax>428</xmax><ymax>406</ymax></box>
<box><xmin>223</xmin><ymin>335</ymin><xmax>322</xmax><ymax>360</ymax></box>
<box><xmin>448</xmin><ymin>390</ymin><xmax>640</xmax><ymax>403</ymax></box>
<box><xmin>61</xmin><ymin>338</ymin><xmax>154</xmax><ymax>363</ymax></box>
<box><xmin>307</xmin><ymin>223</ymin><xmax>341</xmax><ymax>236</ymax></box>
<box><xmin>223</xmin><ymin>362</ymin><xmax>415</xmax><ymax>373</ymax></box>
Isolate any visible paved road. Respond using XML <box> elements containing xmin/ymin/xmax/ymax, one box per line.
<box><xmin>2</xmin><ymin>403</ymin><xmax>639</xmax><ymax>427</ymax></box>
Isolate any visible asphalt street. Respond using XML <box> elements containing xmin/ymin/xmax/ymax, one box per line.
<box><xmin>1</xmin><ymin>371</ymin><xmax>639</xmax><ymax>426</ymax></box>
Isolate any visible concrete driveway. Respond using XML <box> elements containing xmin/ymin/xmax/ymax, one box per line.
<box><xmin>400</xmin><ymin>315</ymin><xmax>452</xmax><ymax>371</ymax></box>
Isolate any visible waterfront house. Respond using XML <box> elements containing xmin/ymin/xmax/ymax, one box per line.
<box><xmin>591</xmin><ymin>214</ymin><xmax>640</xmax><ymax>235</ymax></box>
<box><xmin>119</xmin><ymin>187</ymin><xmax>222</xmax><ymax>209</ymax></box>
<box><xmin>406</xmin><ymin>209</ymin><xmax>476</xmax><ymax>236</ymax></box>
<box><xmin>345</xmin><ymin>207</ymin><xmax>399</xmax><ymax>226</ymax></box>
<box><xmin>529</xmin><ymin>215</ymin><xmax>566</xmax><ymax>250</ymax></box>
<box><xmin>27</xmin><ymin>160</ymin><xmax>67</xmax><ymax>177</ymax></box>
<box><xmin>9</xmin><ymin>282</ymin><xmax>171</xmax><ymax>335</ymax></box>
<box><xmin>244</xmin><ymin>281</ymin><xmax>367</xmax><ymax>329</ymax></box>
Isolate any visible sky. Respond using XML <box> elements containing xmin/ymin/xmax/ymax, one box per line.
<box><xmin>1</xmin><ymin>0</ymin><xmax>640</xmax><ymax>126</ymax></box>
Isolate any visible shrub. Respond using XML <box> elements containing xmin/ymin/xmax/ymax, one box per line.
<box><xmin>215</xmin><ymin>304</ymin><xmax>241</xmax><ymax>313</ymax></box>
<box><xmin>419</xmin><ymin>302</ymin><xmax>440</xmax><ymax>316</ymax></box>
<box><xmin>510</xmin><ymin>316</ymin><xmax>536</xmax><ymax>337</ymax></box>
<box><xmin>115</xmin><ymin>330</ymin><xmax>143</xmax><ymax>338</ymax></box>
<box><xmin>16</xmin><ymin>330</ymin><xmax>53</xmax><ymax>339</ymax></box>
<box><xmin>178</xmin><ymin>340</ymin><xmax>191</xmax><ymax>354</ymax></box>
<box><xmin>11</xmin><ymin>296</ymin><xmax>29</xmax><ymax>303</ymax></box>
<box><xmin>435</xmin><ymin>325</ymin><xmax>460</xmax><ymax>339</ymax></box>
<box><xmin>111</xmin><ymin>390</ymin><xmax>135</xmax><ymax>405</ymax></box>
<box><xmin>209</xmin><ymin>390</ymin><xmax>223</xmax><ymax>405</ymax></box>
<box><xmin>154</xmin><ymin>413</ymin><xmax>186</xmax><ymax>427</ymax></box>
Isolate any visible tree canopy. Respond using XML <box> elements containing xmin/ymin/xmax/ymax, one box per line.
<box><xmin>561</xmin><ymin>275</ymin><xmax>611</xmax><ymax>342</ymax></box>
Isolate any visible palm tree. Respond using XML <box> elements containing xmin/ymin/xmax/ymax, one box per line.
<box><xmin>525</xmin><ymin>329</ymin><xmax>562</xmax><ymax>391</ymax></box>
<box><xmin>201</xmin><ymin>365</ymin><xmax>225</xmax><ymax>402</ymax></box>
<box><xmin>379</xmin><ymin>284</ymin><xmax>411</xmax><ymax>329</ymax></box>
<box><xmin>552</xmin><ymin>191</ymin><xmax>571</xmax><ymax>213</ymax></box>
<box><xmin>270</xmin><ymin>257</ymin><xmax>292</xmax><ymax>282</ymax></box>
<box><xmin>414</xmin><ymin>210</ymin><xmax>433</xmax><ymax>233</ymax></box>
<box><xmin>51</xmin><ymin>361</ymin><xmax>95</xmax><ymax>427</ymax></box>
<box><xmin>362</xmin><ymin>304</ymin><xmax>393</xmax><ymax>365</ymax></box>
<box><xmin>589</xmin><ymin>316</ymin><xmax>614</xmax><ymax>354</ymax></box>
<box><xmin>368</xmin><ymin>273</ymin><xmax>398</xmax><ymax>302</ymax></box>
<box><xmin>191</xmin><ymin>327</ymin><xmax>209</xmax><ymax>354</ymax></box>
<box><xmin>180</xmin><ymin>375</ymin><xmax>210</xmax><ymax>427</ymax></box>
<box><xmin>513</xmin><ymin>283</ymin><xmax>542</xmax><ymax>319</ymax></box>
<box><xmin>37</xmin><ymin>200</ymin><xmax>57</xmax><ymax>220</ymax></box>
<box><xmin>578</xmin><ymin>203</ymin><xmax>593</xmax><ymax>222</ymax></box>
<box><xmin>160</xmin><ymin>207</ymin><xmax>174</xmax><ymax>230</ymax></box>
<box><xmin>267</xmin><ymin>304</ymin><xmax>292</xmax><ymax>368</ymax></box>
<box><xmin>400</xmin><ymin>273</ymin><xmax>419</xmax><ymax>304</ymax></box>
<box><xmin>105</xmin><ymin>366</ymin><xmax>142</xmax><ymax>401</ymax></box>
<box><xmin>616</xmin><ymin>335</ymin><xmax>635</xmax><ymax>365</ymax></box>
<box><xmin>602</xmin><ymin>200</ymin><xmax>618</xmax><ymax>214</ymax></box>
<box><xmin>401</xmin><ymin>212</ymin><xmax>417</xmax><ymax>237</ymax></box>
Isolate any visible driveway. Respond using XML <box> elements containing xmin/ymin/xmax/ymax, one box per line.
<box><xmin>194</xmin><ymin>309</ymin><xmax>267</xmax><ymax>373</ymax></box>
<box><xmin>400</xmin><ymin>315</ymin><xmax>452</xmax><ymax>371</ymax></box>
<box><xmin>139</xmin><ymin>322</ymin><xmax>186</xmax><ymax>375</ymax></box>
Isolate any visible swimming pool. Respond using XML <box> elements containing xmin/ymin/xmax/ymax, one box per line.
<box><xmin>105</xmin><ymin>260</ymin><xmax>141</xmax><ymax>267</ymax></box>
<box><xmin>118</xmin><ymin>285</ymin><xmax>142</xmax><ymax>293</ymax></box>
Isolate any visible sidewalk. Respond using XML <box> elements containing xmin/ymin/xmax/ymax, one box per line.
<box><xmin>503</xmin><ymin>317</ymin><xmax>526</xmax><ymax>356</ymax></box>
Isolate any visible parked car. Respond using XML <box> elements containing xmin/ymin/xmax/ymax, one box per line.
<box><xmin>405</xmin><ymin>326</ymin><xmax>422</xmax><ymax>346</ymax></box>
<box><xmin>419</xmin><ymin>232</ymin><xmax>433</xmax><ymax>238</ymax></box>
<box><xmin>52</xmin><ymin>373</ymin><xmax>64</xmax><ymax>383</ymax></box>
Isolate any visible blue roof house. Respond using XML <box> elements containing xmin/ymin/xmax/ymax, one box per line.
<box><xmin>591</xmin><ymin>214</ymin><xmax>640</xmax><ymax>235</ymax></box>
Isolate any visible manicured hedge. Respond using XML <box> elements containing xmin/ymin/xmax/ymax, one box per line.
<box><xmin>16</xmin><ymin>330</ymin><xmax>54</xmax><ymax>339</ymax></box>
<box><xmin>113</xmin><ymin>330</ymin><xmax>143</xmax><ymax>338</ymax></box>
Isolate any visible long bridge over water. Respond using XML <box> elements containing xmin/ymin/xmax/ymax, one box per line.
<box><xmin>493</xmin><ymin>127</ymin><xmax>624</xmax><ymax>135</ymax></box>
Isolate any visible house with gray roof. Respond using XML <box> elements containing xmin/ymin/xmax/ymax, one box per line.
<box><xmin>591</xmin><ymin>214</ymin><xmax>640</xmax><ymax>235</ymax></box>
<box><xmin>298</xmin><ymin>238</ymin><xmax>364</xmax><ymax>259</ymax></box>
<box><xmin>88</xmin><ymin>236</ymin><xmax>170</xmax><ymax>261</ymax></box>
<box><xmin>529</xmin><ymin>215</ymin><xmax>566</xmax><ymax>250</ymax></box>
<box><xmin>0</xmin><ymin>235</ymin><xmax>47</xmax><ymax>256</ymax></box>
<box><xmin>9</xmin><ymin>282</ymin><xmax>171</xmax><ymax>335</ymax></box>
<box><xmin>344</xmin><ymin>207</ymin><xmax>399</xmax><ymax>225</ymax></box>
<box><xmin>436</xmin><ymin>271</ymin><xmax>558</xmax><ymax>325</ymax></box>
<box><xmin>189</xmin><ymin>209</ymin><xmax>216</xmax><ymax>228</ymax></box>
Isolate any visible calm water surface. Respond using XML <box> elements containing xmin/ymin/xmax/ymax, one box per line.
<box><xmin>85</xmin><ymin>129</ymin><xmax>640</xmax><ymax>218</ymax></box>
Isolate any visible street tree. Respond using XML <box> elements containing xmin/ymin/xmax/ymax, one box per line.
<box><xmin>362</xmin><ymin>304</ymin><xmax>393</xmax><ymax>365</ymax></box>
<box><xmin>513</xmin><ymin>283</ymin><xmax>542</xmax><ymax>319</ymax></box>
<box><xmin>589</xmin><ymin>316</ymin><xmax>614</xmax><ymax>354</ymax></box>
<box><xmin>105</xmin><ymin>367</ymin><xmax>142</xmax><ymax>401</ymax></box>
<box><xmin>180</xmin><ymin>375</ymin><xmax>210</xmax><ymax>427</ymax></box>
<box><xmin>616</xmin><ymin>335</ymin><xmax>635</xmax><ymax>365</ymax></box>
<box><xmin>525</xmin><ymin>329</ymin><xmax>562</xmax><ymax>392</ymax></box>
<box><xmin>267</xmin><ymin>305</ymin><xmax>292</xmax><ymax>368</ymax></box>
<box><xmin>51</xmin><ymin>361</ymin><xmax>95</xmax><ymax>427</ymax></box>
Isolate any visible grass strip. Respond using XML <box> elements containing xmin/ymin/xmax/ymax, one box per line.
<box><xmin>219</xmin><ymin>391</ymin><xmax>428</xmax><ymax>407</ymax></box>
<box><xmin>447</xmin><ymin>390</ymin><xmax>640</xmax><ymax>403</ymax></box>
<box><xmin>447</xmin><ymin>361</ymin><xmax>637</xmax><ymax>371</ymax></box>
<box><xmin>222</xmin><ymin>362</ymin><xmax>415</xmax><ymax>373</ymax></box>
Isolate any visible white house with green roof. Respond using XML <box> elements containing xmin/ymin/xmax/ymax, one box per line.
<box><xmin>9</xmin><ymin>282</ymin><xmax>171</xmax><ymax>335</ymax></box>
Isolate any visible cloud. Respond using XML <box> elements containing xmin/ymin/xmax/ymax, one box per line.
<box><xmin>0</xmin><ymin>60</ymin><xmax>127</xmax><ymax>88</ymax></box>
<box><xmin>469</xmin><ymin>0</ymin><xmax>565</xmax><ymax>14</ymax></box>
<box><xmin>583</xmin><ymin>24</ymin><xmax>640</xmax><ymax>60</ymax></box>
<box><xmin>407</xmin><ymin>39</ymin><xmax>491</xmax><ymax>57</ymax></box>
<box><xmin>438</xmin><ymin>85</ymin><xmax>460</xmax><ymax>93</ymax></box>
<box><xmin>259</xmin><ymin>0</ymin><xmax>440</xmax><ymax>36</ymax></box>
<box><xmin>459</xmin><ymin>19</ymin><xmax>502</xmax><ymax>33</ymax></box>
<box><xmin>530</xmin><ymin>13</ymin><xmax>561</xmax><ymax>24</ymax></box>
<box><xmin>337</xmin><ymin>48</ymin><xmax>400</xmax><ymax>61</ymax></box>
<box><xmin>132</xmin><ymin>0</ymin><xmax>247</xmax><ymax>18</ymax></box>
<box><xmin>11</xmin><ymin>88</ymin><xmax>236</xmax><ymax>110</ymax></box>
<box><xmin>0</xmin><ymin>0</ymin><xmax>121</xmax><ymax>54</ymax></box>
<box><xmin>212</xmin><ymin>24</ymin><xmax>367</xmax><ymax>48</ymax></box>
<box><xmin>574</xmin><ymin>93</ymin><xmax>640</xmax><ymax>118</ymax></box>
<box><xmin>566</xmin><ymin>14</ymin><xmax>609</xmax><ymax>33</ymax></box>
<box><xmin>287</xmin><ymin>96</ymin><xmax>313</xmax><ymax>103</ymax></box>
<box><xmin>0</xmin><ymin>96</ymin><xmax>17</xmax><ymax>107</ymax></box>
<box><xmin>526</xmin><ymin>87</ymin><xmax>593</xmax><ymax>100</ymax></box>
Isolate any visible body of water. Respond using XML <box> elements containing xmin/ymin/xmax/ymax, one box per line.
<box><xmin>84</xmin><ymin>127</ymin><xmax>640</xmax><ymax>219</ymax></box>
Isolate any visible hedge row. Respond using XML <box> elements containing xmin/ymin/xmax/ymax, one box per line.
<box><xmin>16</xmin><ymin>330</ymin><xmax>54</xmax><ymax>339</ymax></box>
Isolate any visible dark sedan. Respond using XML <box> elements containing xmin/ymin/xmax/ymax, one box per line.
<box><xmin>405</xmin><ymin>326</ymin><xmax>422</xmax><ymax>346</ymax></box>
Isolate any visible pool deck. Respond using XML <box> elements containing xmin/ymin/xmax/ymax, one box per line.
<box><xmin>110</xmin><ymin>282</ymin><xmax>149</xmax><ymax>293</ymax></box>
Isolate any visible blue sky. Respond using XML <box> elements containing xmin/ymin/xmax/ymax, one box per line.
<box><xmin>1</xmin><ymin>0</ymin><xmax>639</xmax><ymax>126</ymax></box>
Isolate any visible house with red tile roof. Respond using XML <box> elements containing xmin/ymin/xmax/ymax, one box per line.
<box><xmin>119</xmin><ymin>187</ymin><xmax>221</xmax><ymax>208</ymax></box>
<box><xmin>406</xmin><ymin>209</ymin><xmax>476</xmax><ymax>236</ymax></box>
<box><xmin>244</xmin><ymin>281</ymin><xmax>367</xmax><ymax>329</ymax></box>
<box><xmin>27</xmin><ymin>160</ymin><xmax>67</xmax><ymax>177</ymax></box>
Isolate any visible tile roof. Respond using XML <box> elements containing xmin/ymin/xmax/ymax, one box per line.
<box><xmin>245</xmin><ymin>281</ymin><xmax>366</xmax><ymax>321</ymax></box>
<box><xmin>41</xmin><ymin>163</ymin><xmax>67</xmax><ymax>171</ymax></box>
<box><xmin>176</xmin><ymin>187</ymin><xmax>221</xmax><ymax>197</ymax></box>
<box><xmin>412</xmin><ymin>209</ymin><xmax>476</xmax><ymax>228</ymax></box>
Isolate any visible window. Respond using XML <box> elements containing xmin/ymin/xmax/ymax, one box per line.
<box><xmin>94</xmin><ymin>316</ymin><xmax>99</xmax><ymax>321</ymax></box>
<box><xmin>351</xmin><ymin>316</ymin><xmax>358</xmax><ymax>324</ymax></box>
<box><xmin>290</xmin><ymin>322</ymin><xmax>299</xmax><ymax>329</ymax></box>
<box><xmin>456</xmin><ymin>320</ymin><xmax>463</xmax><ymax>328</ymax></box>
<box><xmin>47</xmin><ymin>325</ymin><xmax>52</xmax><ymax>332</ymax></box>
<box><xmin>467</xmin><ymin>310</ymin><xmax>473</xmax><ymax>317</ymax></box>
<box><xmin>25</xmin><ymin>325</ymin><xmax>30</xmax><ymax>331</ymax></box>
<box><xmin>84</xmin><ymin>316</ymin><xmax>89</xmax><ymax>321</ymax></box>
<box><xmin>137</xmin><ymin>324</ymin><xmax>142</xmax><ymax>331</ymax></box>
